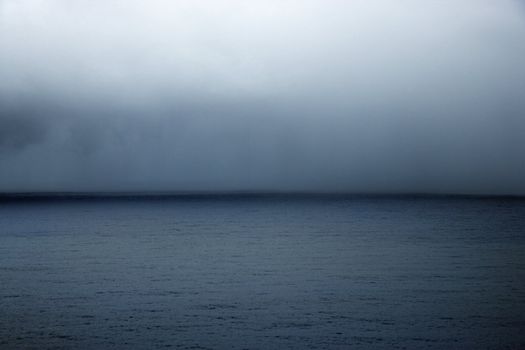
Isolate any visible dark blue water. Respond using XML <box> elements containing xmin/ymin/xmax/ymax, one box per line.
<box><xmin>1</xmin><ymin>195</ymin><xmax>524</xmax><ymax>349</ymax></box>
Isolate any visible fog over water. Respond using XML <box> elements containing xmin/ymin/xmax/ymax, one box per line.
<box><xmin>1</xmin><ymin>0</ymin><xmax>525</xmax><ymax>193</ymax></box>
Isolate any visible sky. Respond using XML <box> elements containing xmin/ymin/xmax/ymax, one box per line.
<box><xmin>1</xmin><ymin>0</ymin><xmax>524</xmax><ymax>194</ymax></box>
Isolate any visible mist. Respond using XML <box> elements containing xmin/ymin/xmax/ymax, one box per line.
<box><xmin>1</xmin><ymin>0</ymin><xmax>524</xmax><ymax>194</ymax></box>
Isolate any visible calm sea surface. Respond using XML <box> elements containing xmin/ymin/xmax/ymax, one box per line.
<box><xmin>1</xmin><ymin>195</ymin><xmax>524</xmax><ymax>349</ymax></box>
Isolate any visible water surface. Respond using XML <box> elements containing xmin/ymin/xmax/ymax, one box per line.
<box><xmin>1</xmin><ymin>195</ymin><xmax>524</xmax><ymax>349</ymax></box>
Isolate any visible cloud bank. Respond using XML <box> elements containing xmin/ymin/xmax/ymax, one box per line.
<box><xmin>1</xmin><ymin>0</ymin><xmax>525</xmax><ymax>194</ymax></box>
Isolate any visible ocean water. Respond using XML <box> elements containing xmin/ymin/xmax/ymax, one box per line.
<box><xmin>1</xmin><ymin>195</ymin><xmax>524</xmax><ymax>349</ymax></box>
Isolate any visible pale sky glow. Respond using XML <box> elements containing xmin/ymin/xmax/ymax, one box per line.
<box><xmin>1</xmin><ymin>0</ymin><xmax>525</xmax><ymax>193</ymax></box>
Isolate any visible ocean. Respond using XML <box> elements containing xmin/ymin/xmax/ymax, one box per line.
<box><xmin>1</xmin><ymin>194</ymin><xmax>524</xmax><ymax>349</ymax></box>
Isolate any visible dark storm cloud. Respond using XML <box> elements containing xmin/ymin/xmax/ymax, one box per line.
<box><xmin>1</xmin><ymin>0</ymin><xmax>525</xmax><ymax>194</ymax></box>
<box><xmin>0</xmin><ymin>114</ymin><xmax>46</xmax><ymax>151</ymax></box>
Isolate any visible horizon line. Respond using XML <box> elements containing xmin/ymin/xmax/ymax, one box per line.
<box><xmin>1</xmin><ymin>191</ymin><xmax>524</xmax><ymax>201</ymax></box>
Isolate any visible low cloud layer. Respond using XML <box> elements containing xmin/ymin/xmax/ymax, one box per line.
<box><xmin>1</xmin><ymin>0</ymin><xmax>525</xmax><ymax>194</ymax></box>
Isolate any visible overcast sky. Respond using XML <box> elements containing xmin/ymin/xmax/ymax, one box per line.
<box><xmin>1</xmin><ymin>0</ymin><xmax>524</xmax><ymax>194</ymax></box>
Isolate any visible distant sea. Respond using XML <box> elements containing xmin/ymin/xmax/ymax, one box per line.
<box><xmin>1</xmin><ymin>194</ymin><xmax>524</xmax><ymax>349</ymax></box>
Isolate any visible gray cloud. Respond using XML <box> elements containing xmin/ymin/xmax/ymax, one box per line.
<box><xmin>1</xmin><ymin>0</ymin><xmax>525</xmax><ymax>194</ymax></box>
<box><xmin>0</xmin><ymin>113</ymin><xmax>47</xmax><ymax>152</ymax></box>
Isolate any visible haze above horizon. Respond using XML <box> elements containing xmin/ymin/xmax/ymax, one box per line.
<box><xmin>1</xmin><ymin>0</ymin><xmax>525</xmax><ymax>195</ymax></box>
